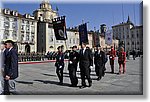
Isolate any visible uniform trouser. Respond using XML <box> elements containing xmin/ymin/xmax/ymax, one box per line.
<box><xmin>68</xmin><ymin>64</ymin><xmax>78</xmax><ymax>86</ymax></box>
<box><xmin>4</xmin><ymin>79</ymin><xmax>10</xmax><ymax>95</ymax></box>
<box><xmin>95</xmin><ymin>65</ymin><xmax>103</xmax><ymax>78</ymax></box>
<box><xmin>133</xmin><ymin>55</ymin><xmax>136</xmax><ymax>60</ymax></box>
<box><xmin>119</xmin><ymin>62</ymin><xmax>126</xmax><ymax>73</ymax></box>
<box><xmin>56</xmin><ymin>66</ymin><xmax>64</xmax><ymax>83</ymax></box>
<box><xmin>80</xmin><ymin>66</ymin><xmax>92</xmax><ymax>86</ymax></box>
<box><xmin>110</xmin><ymin>60</ymin><xmax>114</xmax><ymax>73</ymax></box>
<box><xmin>103</xmin><ymin>63</ymin><xmax>106</xmax><ymax>76</ymax></box>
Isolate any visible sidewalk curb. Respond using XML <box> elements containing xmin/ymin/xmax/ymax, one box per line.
<box><xmin>18</xmin><ymin>60</ymin><xmax>69</xmax><ymax>64</ymax></box>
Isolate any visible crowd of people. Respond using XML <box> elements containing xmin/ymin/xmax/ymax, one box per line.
<box><xmin>0</xmin><ymin>40</ymin><xmax>143</xmax><ymax>95</ymax></box>
<box><xmin>54</xmin><ymin>43</ymin><xmax>128</xmax><ymax>88</ymax></box>
<box><xmin>18</xmin><ymin>50</ymin><xmax>70</xmax><ymax>62</ymax></box>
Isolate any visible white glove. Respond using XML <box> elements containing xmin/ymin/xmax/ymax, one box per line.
<box><xmin>69</xmin><ymin>61</ymin><xmax>73</xmax><ymax>64</ymax></box>
<box><xmin>59</xmin><ymin>66</ymin><xmax>62</xmax><ymax>69</ymax></box>
<box><xmin>73</xmin><ymin>57</ymin><xmax>76</xmax><ymax>59</ymax></box>
<box><xmin>89</xmin><ymin>66</ymin><xmax>93</xmax><ymax>69</ymax></box>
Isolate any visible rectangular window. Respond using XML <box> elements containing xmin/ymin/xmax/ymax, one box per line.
<box><xmin>14</xmin><ymin>18</ymin><xmax>17</xmax><ymax>21</ymax></box>
<box><xmin>132</xmin><ymin>34</ymin><xmax>134</xmax><ymax>38</ymax></box>
<box><xmin>70</xmin><ymin>38</ymin><xmax>72</xmax><ymax>43</ymax></box>
<box><xmin>22</xmin><ymin>20</ymin><xmax>24</xmax><ymax>23</ymax></box>
<box><xmin>26</xmin><ymin>25</ymin><xmax>30</xmax><ymax>32</ymax></box>
<box><xmin>31</xmin><ymin>22</ymin><xmax>34</xmax><ymax>25</ymax></box>
<box><xmin>73</xmin><ymin>38</ymin><xmax>75</xmax><ymax>44</ymax></box>
<box><xmin>27</xmin><ymin>21</ymin><xmax>30</xmax><ymax>24</ymax></box>
<box><xmin>21</xmin><ymin>25</ymin><xmax>24</xmax><ymax>30</ymax></box>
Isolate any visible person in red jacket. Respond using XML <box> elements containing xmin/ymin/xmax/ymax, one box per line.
<box><xmin>118</xmin><ymin>47</ymin><xmax>126</xmax><ymax>74</ymax></box>
<box><xmin>109</xmin><ymin>46</ymin><xmax>116</xmax><ymax>73</ymax></box>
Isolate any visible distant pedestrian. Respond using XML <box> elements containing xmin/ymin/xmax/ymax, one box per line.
<box><xmin>118</xmin><ymin>47</ymin><xmax>126</xmax><ymax>74</ymax></box>
<box><xmin>126</xmin><ymin>50</ymin><xmax>130</xmax><ymax>60</ymax></box>
<box><xmin>55</xmin><ymin>46</ymin><xmax>64</xmax><ymax>85</ymax></box>
<box><xmin>132</xmin><ymin>49</ymin><xmax>136</xmax><ymax>60</ymax></box>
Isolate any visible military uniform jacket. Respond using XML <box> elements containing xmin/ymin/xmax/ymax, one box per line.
<box><xmin>55</xmin><ymin>51</ymin><xmax>64</xmax><ymax>67</ymax></box>
<box><xmin>69</xmin><ymin>51</ymin><xmax>79</xmax><ymax>65</ymax></box>
<box><xmin>79</xmin><ymin>48</ymin><xmax>93</xmax><ymax>68</ymax></box>
<box><xmin>94</xmin><ymin>50</ymin><xmax>105</xmax><ymax>67</ymax></box>
<box><xmin>5</xmin><ymin>48</ymin><xmax>18</xmax><ymax>79</ymax></box>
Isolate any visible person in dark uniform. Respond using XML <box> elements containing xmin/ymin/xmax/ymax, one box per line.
<box><xmin>68</xmin><ymin>46</ymin><xmax>79</xmax><ymax>87</ymax></box>
<box><xmin>109</xmin><ymin>46</ymin><xmax>116</xmax><ymax>73</ymax></box>
<box><xmin>79</xmin><ymin>42</ymin><xmax>93</xmax><ymax>88</ymax></box>
<box><xmin>4</xmin><ymin>40</ymin><xmax>18</xmax><ymax>95</ymax></box>
<box><xmin>55</xmin><ymin>46</ymin><xmax>65</xmax><ymax>85</ymax></box>
<box><xmin>94</xmin><ymin>45</ymin><xmax>105</xmax><ymax>81</ymax></box>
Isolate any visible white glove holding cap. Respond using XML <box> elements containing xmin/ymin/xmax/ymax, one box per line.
<box><xmin>89</xmin><ymin>66</ymin><xmax>93</xmax><ymax>69</ymax></box>
<box><xmin>59</xmin><ymin>66</ymin><xmax>62</xmax><ymax>69</ymax></box>
<box><xmin>69</xmin><ymin>61</ymin><xmax>73</xmax><ymax>64</ymax></box>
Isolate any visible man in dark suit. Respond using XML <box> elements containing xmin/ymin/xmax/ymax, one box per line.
<box><xmin>68</xmin><ymin>46</ymin><xmax>79</xmax><ymax>87</ymax></box>
<box><xmin>4</xmin><ymin>40</ymin><xmax>18</xmax><ymax>95</ymax></box>
<box><xmin>79</xmin><ymin>42</ymin><xmax>93</xmax><ymax>88</ymax></box>
<box><xmin>94</xmin><ymin>45</ymin><xmax>105</xmax><ymax>81</ymax></box>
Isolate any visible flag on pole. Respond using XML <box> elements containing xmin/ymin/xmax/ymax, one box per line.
<box><xmin>105</xmin><ymin>30</ymin><xmax>113</xmax><ymax>45</ymax></box>
<box><xmin>79</xmin><ymin>23</ymin><xmax>88</xmax><ymax>45</ymax></box>
<box><xmin>93</xmin><ymin>30</ymin><xmax>100</xmax><ymax>47</ymax></box>
<box><xmin>52</xmin><ymin>16</ymin><xmax>67</xmax><ymax>40</ymax></box>
<box><xmin>56</xmin><ymin>6</ymin><xmax>59</xmax><ymax>11</ymax></box>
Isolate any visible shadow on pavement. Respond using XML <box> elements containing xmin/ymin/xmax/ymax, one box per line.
<box><xmin>15</xmin><ymin>80</ymin><xmax>33</xmax><ymax>84</ymax></box>
<box><xmin>34</xmin><ymin>79</ymin><xmax>70</xmax><ymax>87</ymax></box>
<box><xmin>105</xmin><ymin>71</ymin><xmax>119</xmax><ymax>75</ymax></box>
<box><xmin>42</xmin><ymin>73</ymin><xmax>57</xmax><ymax>77</ymax></box>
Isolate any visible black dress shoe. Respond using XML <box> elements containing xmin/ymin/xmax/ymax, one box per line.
<box><xmin>89</xmin><ymin>82</ymin><xmax>92</xmax><ymax>87</ymax></box>
<box><xmin>70</xmin><ymin>84</ymin><xmax>77</xmax><ymax>87</ymax></box>
<box><xmin>79</xmin><ymin>86</ymin><xmax>86</xmax><ymax>89</ymax></box>
<box><xmin>4</xmin><ymin>92</ymin><xmax>10</xmax><ymax>95</ymax></box>
<box><xmin>58</xmin><ymin>82</ymin><xmax>63</xmax><ymax>85</ymax></box>
<box><xmin>111</xmin><ymin>71</ymin><xmax>114</xmax><ymax>74</ymax></box>
<box><xmin>97</xmin><ymin>77</ymin><xmax>101</xmax><ymax>81</ymax></box>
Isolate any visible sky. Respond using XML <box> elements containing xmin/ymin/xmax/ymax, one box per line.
<box><xmin>1</xmin><ymin>0</ymin><xmax>142</xmax><ymax>31</ymax></box>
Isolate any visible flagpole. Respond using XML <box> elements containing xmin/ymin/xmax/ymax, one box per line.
<box><xmin>92</xmin><ymin>27</ymin><xmax>96</xmax><ymax>48</ymax></box>
<box><xmin>64</xmin><ymin>40</ymin><xmax>68</xmax><ymax>51</ymax></box>
<box><xmin>133</xmin><ymin>4</ymin><xmax>136</xmax><ymax>50</ymax></box>
<box><xmin>122</xmin><ymin>3</ymin><xmax>126</xmax><ymax>52</ymax></box>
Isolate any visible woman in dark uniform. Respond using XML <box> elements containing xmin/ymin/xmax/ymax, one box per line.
<box><xmin>68</xmin><ymin>46</ymin><xmax>79</xmax><ymax>87</ymax></box>
<box><xmin>55</xmin><ymin>46</ymin><xmax>65</xmax><ymax>85</ymax></box>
